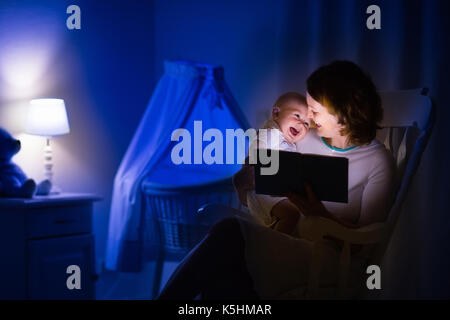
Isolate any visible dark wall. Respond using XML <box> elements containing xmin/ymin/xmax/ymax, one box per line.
<box><xmin>0</xmin><ymin>0</ymin><xmax>156</xmax><ymax>272</ymax></box>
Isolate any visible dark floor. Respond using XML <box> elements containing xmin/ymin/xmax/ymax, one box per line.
<box><xmin>95</xmin><ymin>261</ymin><xmax>179</xmax><ymax>299</ymax></box>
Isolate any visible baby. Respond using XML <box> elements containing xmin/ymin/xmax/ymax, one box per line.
<box><xmin>247</xmin><ymin>92</ymin><xmax>310</xmax><ymax>236</ymax></box>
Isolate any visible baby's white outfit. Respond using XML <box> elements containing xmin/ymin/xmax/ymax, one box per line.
<box><xmin>246</xmin><ymin>119</ymin><xmax>297</xmax><ymax>228</ymax></box>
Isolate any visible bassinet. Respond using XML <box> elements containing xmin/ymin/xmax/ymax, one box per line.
<box><xmin>105</xmin><ymin>60</ymin><xmax>249</xmax><ymax>273</ymax></box>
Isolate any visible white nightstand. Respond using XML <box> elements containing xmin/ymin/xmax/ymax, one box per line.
<box><xmin>0</xmin><ymin>193</ymin><xmax>101</xmax><ymax>299</ymax></box>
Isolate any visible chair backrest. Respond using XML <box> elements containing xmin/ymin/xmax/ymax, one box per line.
<box><xmin>372</xmin><ymin>88</ymin><xmax>435</xmax><ymax>263</ymax></box>
<box><xmin>379</xmin><ymin>88</ymin><xmax>432</xmax><ymax>130</ymax></box>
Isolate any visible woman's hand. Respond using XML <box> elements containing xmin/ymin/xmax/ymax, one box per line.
<box><xmin>232</xmin><ymin>163</ymin><xmax>255</xmax><ymax>207</ymax></box>
<box><xmin>287</xmin><ymin>182</ymin><xmax>331</xmax><ymax>218</ymax></box>
<box><xmin>288</xmin><ymin>183</ymin><xmax>360</xmax><ymax>229</ymax></box>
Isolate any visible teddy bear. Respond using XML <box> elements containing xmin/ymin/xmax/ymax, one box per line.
<box><xmin>0</xmin><ymin>127</ymin><xmax>52</xmax><ymax>198</ymax></box>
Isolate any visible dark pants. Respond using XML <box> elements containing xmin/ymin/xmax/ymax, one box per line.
<box><xmin>157</xmin><ymin>217</ymin><xmax>260</xmax><ymax>300</ymax></box>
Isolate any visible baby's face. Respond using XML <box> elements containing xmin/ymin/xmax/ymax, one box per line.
<box><xmin>275</xmin><ymin>103</ymin><xmax>310</xmax><ymax>144</ymax></box>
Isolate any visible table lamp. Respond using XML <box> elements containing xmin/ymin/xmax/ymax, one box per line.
<box><xmin>25</xmin><ymin>98</ymin><xmax>70</xmax><ymax>194</ymax></box>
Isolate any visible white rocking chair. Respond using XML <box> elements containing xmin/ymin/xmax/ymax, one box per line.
<box><xmin>298</xmin><ymin>88</ymin><xmax>435</xmax><ymax>299</ymax></box>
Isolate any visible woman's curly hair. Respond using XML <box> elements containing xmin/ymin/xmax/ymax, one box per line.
<box><xmin>306</xmin><ymin>60</ymin><xmax>382</xmax><ymax>146</ymax></box>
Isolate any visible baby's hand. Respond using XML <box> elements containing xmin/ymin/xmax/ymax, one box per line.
<box><xmin>233</xmin><ymin>164</ymin><xmax>255</xmax><ymax>207</ymax></box>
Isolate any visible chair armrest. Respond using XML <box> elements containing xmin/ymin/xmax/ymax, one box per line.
<box><xmin>298</xmin><ymin>216</ymin><xmax>387</xmax><ymax>244</ymax></box>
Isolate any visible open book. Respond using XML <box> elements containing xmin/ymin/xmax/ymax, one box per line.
<box><xmin>254</xmin><ymin>149</ymin><xmax>348</xmax><ymax>203</ymax></box>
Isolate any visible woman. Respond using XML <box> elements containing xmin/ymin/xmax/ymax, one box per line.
<box><xmin>157</xmin><ymin>60</ymin><xmax>395</xmax><ymax>300</ymax></box>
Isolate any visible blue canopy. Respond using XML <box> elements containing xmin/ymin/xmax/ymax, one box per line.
<box><xmin>105</xmin><ymin>60</ymin><xmax>250</xmax><ymax>271</ymax></box>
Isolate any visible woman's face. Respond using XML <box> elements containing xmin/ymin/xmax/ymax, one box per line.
<box><xmin>306</xmin><ymin>93</ymin><xmax>345</xmax><ymax>139</ymax></box>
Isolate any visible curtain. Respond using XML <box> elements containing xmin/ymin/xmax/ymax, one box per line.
<box><xmin>274</xmin><ymin>0</ymin><xmax>450</xmax><ymax>298</ymax></box>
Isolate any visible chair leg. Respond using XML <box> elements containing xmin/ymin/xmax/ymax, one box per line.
<box><xmin>151</xmin><ymin>249</ymin><xmax>165</xmax><ymax>299</ymax></box>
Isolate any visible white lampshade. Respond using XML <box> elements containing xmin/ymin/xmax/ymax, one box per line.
<box><xmin>26</xmin><ymin>98</ymin><xmax>70</xmax><ymax>136</ymax></box>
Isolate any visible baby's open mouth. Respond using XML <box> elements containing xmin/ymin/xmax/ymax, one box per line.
<box><xmin>289</xmin><ymin>127</ymin><xmax>300</xmax><ymax>136</ymax></box>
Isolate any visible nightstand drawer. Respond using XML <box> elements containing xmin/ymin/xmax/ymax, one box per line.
<box><xmin>26</xmin><ymin>204</ymin><xmax>92</xmax><ymax>239</ymax></box>
<box><xmin>27</xmin><ymin>234</ymin><xmax>95</xmax><ymax>299</ymax></box>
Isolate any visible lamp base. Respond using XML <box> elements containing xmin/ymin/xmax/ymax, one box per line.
<box><xmin>41</xmin><ymin>138</ymin><xmax>61</xmax><ymax>195</ymax></box>
<box><xmin>35</xmin><ymin>180</ymin><xmax>62</xmax><ymax>196</ymax></box>
<box><xmin>49</xmin><ymin>185</ymin><xmax>62</xmax><ymax>195</ymax></box>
